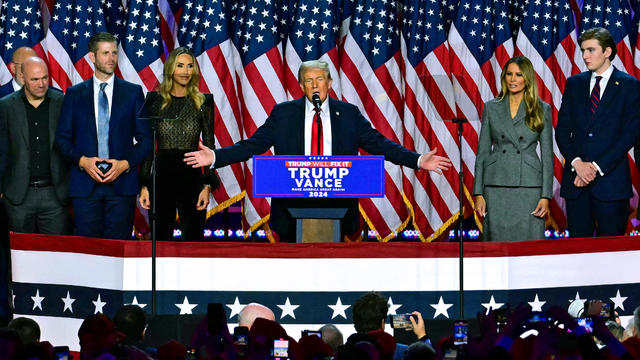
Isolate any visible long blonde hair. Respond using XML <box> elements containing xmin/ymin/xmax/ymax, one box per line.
<box><xmin>158</xmin><ymin>47</ymin><xmax>204</xmax><ymax>111</ymax></box>
<box><xmin>497</xmin><ymin>56</ymin><xmax>544</xmax><ymax>132</ymax></box>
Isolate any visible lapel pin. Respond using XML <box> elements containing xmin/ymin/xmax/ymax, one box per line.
<box><xmin>615</xmin><ymin>81</ymin><xmax>619</xmax><ymax>85</ymax></box>
<box><xmin>336</xmin><ymin>111</ymin><xmax>340</xmax><ymax>116</ymax></box>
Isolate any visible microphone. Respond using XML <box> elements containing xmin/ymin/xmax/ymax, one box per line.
<box><xmin>312</xmin><ymin>92</ymin><xmax>322</xmax><ymax>113</ymax></box>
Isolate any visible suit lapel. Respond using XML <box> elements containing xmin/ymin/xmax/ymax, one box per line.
<box><xmin>500</xmin><ymin>96</ymin><xmax>520</xmax><ymax>146</ymax></box>
<box><xmin>111</xmin><ymin>77</ymin><xmax>122</xmax><ymax>130</ymax></box>
<box><xmin>595</xmin><ymin>68</ymin><xmax>621</xmax><ymax>115</ymax></box>
<box><xmin>48</xmin><ymin>91</ymin><xmax>60</xmax><ymax>150</ymax></box>
<box><xmin>329</xmin><ymin>98</ymin><xmax>341</xmax><ymax>155</ymax></box>
<box><xmin>292</xmin><ymin>97</ymin><xmax>305</xmax><ymax>155</ymax></box>
<box><xmin>12</xmin><ymin>92</ymin><xmax>30</xmax><ymax>146</ymax></box>
<box><xmin>83</xmin><ymin>79</ymin><xmax>98</xmax><ymax>142</ymax></box>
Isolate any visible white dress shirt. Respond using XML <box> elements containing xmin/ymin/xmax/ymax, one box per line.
<box><xmin>304</xmin><ymin>97</ymin><xmax>332</xmax><ymax>155</ymax></box>
<box><xmin>11</xmin><ymin>79</ymin><xmax>22</xmax><ymax>92</ymax></box>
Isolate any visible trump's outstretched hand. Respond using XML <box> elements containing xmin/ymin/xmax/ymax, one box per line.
<box><xmin>184</xmin><ymin>143</ymin><xmax>214</xmax><ymax>168</ymax></box>
<box><xmin>419</xmin><ymin>148</ymin><xmax>452</xmax><ymax>174</ymax></box>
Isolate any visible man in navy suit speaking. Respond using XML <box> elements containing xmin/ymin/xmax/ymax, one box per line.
<box><xmin>556</xmin><ymin>27</ymin><xmax>640</xmax><ymax>237</ymax></box>
<box><xmin>55</xmin><ymin>33</ymin><xmax>151</xmax><ymax>240</ymax></box>
<box><xmin>184</xmin><ymin>60</ymin><xmax>451</xmax><ymax>241</ymax></box>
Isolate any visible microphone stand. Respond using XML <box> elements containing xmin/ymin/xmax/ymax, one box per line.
<box><xmin>138</xmin><ymin>91</ymin><xmax>173</xmax><ymax>316</ymax></box>
<box><xmin>312</xmin><ymin>93</ymin><xmax>323</xmax><ymax>155</ymax></box>
<box><xmin>452</xmin><ymin>117</ymin><xmax>467</xmax><ymax>318</ymax></box>
<box><xmin>148</xmin><ymin>115</ymin><xmax>162</xmax><ymax>315</ymax></box>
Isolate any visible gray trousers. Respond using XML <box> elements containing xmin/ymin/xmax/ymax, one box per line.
<box><xmin>4</xmin><ymin>186</ymin><xmax>67</xmax><ymax>235</ymax></box>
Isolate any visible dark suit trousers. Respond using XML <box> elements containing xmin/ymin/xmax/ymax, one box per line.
<box><xmin>4</xmin><ymin>186</ymin><xmax>67</xmax><ymax>234</ymax></box>
<box><xmin>72</xmin><ymin>184</ymin><xmax>135</xmax><ymax>240</ymax></box>
<box><xmin>566</xmin><ymin>188</ymin><xmax>629</xmax><ymax>237</ymax></box>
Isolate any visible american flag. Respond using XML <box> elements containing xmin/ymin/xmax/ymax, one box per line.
<box><xmin>339</xmin><ymin>0</ymin><xmax>411</xmax><ymax>241</ymax></box>
<box><xmin>230</xmin><ymin>0</ymin><xmax>288</xmax><ymax>240</ymax></box>
<box><xmin>515</xmin><ymin>0</ymin><xmax>580</xmax><ymax>232</ymax></box>
<box><xmin>10</xmin><ymin>233</ymin><xmax>640</xmax><ymax>351</ymax></box>
<box><xmin>100</xmin><ymin>0</ymin><xmax>128</xmax><ymax>42</ymax></box>
<box><xmin>0</xmin><ymin>0</ymin><xmax>46</xmax><ymax>84</ymax></box>
<box><xmin>158</xmin><ymin>0</ymin><xmax>181</xmax><ymax>55</ymax></box>
<box><xmin>116</xmin><ymin>0</ymin><xmax>163</xmax><ymax>92</ymax></box>
<box><xmin>449</xmin><ymin>0</ymin><xmax>514</xmax><ymax>113</ymax></box>
<box><xmin>440</xmin><ymin>0</ymin><xmax>458</xmax><ymax>34</ymax></box>
<box><xmin>177</xmin><ymin>0</ymin><xmax>246</xmax><ymax>222</ymax></box>
<box><xmin>579</xmin><ymin>0</ymin><xmax>635</xmax><ymax>75</ymax></box>
<box><xmin>45</xmin><ymin>0</ymin><xmax>108</xmax><ymax>91</ymax></box>
<box><xmin>400</xmin><ymin>0</ymin><xmax>460</xmax><ymax>241</ymax></box>
<box><xmin>282</xmin><ymin>0</ymin><xmax>342</xmax><ymax>100</ymax></box>
<box><xmin>6</xmin><ymin>1</ymin><xmax>640</xmax><ymax>239</ymax></box>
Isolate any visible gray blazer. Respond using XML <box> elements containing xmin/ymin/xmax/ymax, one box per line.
<box><xmin>0</xmin><ymin>89</ymin><xmax>69</xmax><ymax>205</ymax></box>
<box><xmin>473</xmin><ymin>95</ymin><xmax>553</xmax><ymax>198</ymax></box>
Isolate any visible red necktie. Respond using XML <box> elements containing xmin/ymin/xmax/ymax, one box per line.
<box><xmin>590</xmin><ymin>76</ymin><xmax>602</xmax><ymax>116</ymax></box>
<box><xmin>311</xmin><ymin>113</ymin><xmax>323</xmax><ymax>155</ymax></box>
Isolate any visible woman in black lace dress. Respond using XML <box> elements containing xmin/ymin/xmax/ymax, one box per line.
<box><xmin>138</xmin><ymin>47</ymin><xmax>219</xmax><ymax>241</ymax></box>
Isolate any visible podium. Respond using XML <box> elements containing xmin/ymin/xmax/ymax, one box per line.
<box><xmin>253</xmin><ymin>155</ymin><xmax>385</xmax><ymax>242</ymax></box>
<box><xmin>288</xmin><ymin>208</ymin><xmax>347</xmax><ymax>243</ymax></box>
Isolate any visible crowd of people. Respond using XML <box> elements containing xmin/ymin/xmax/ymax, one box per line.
<box><xmin>1</xmin><ymin>292</ymin><xmax>640</xmax><ymax>360</ymax></box>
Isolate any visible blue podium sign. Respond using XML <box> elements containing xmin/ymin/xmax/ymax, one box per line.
<box><xmin>253</xmin><ymin>155</ymin><xmax>385</xmax><ymax>198</ymax></box>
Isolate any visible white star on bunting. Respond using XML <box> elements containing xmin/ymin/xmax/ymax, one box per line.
<box><xmin>481</xmin><ymin>296</ymin><xmax>504</xmax><ymax>315</ymax></box>
<box><xmin>277</xmin><ymin>297</ymin><xmax>300</xmax><ymax>319</ymax></box>
<box><xmin>387</xmin><ymin>297</ymin><xmax>402</xmax><ymax>315</ymax></box>
<box><xmin>92</xmin><ymin>294</ymin><xmax>107</xmax><ymax>314</ymax></box>
<box><xmin>528</xmin><ymin>294</ymin><xmax>546</xmax><ymax>312</ymax></box>
<box><xmin>430</xmin><ymin>296</ymin><xmax>453</xmax><ymax>319</ymax></box>
<box><xmin>610</xmin><ymin>290</ymin><xmax>627</xmax><ymax>311</ymax></box>
<box><xmin>31</xmin><ymin>289</ymin><xmax>44</xmax><ymax>311</ymax></box>
<box><xmin>328</xmin><ymin>297</ymin><xmax>350</xmax><ymax>319</ymax></box>
<box><xmin>61</xmin><ymin>291</ymin><xmax>75</xmax><ymax>313</ymax></box>
<box><xmin>126</xmin><ymin>296</ymin><xmax>147</xmax><ymax>309</ymax></box>
<box><xmin>226</xmin><ymin>296</ymin><xmax>245</xmax><ymax>319</ymax></box>
<box><xmin>175</xmin><ymin>296</ymin><xmax>198</xmax><ymax>314</ymax></box>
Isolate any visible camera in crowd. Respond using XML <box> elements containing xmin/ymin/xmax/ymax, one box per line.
<box><xmin>389</xmin><ymin>313</ymin><xmax>417</xmax><ymax>330</ymax></box>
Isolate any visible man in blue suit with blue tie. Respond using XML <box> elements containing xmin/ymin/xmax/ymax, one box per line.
<box><xmin>55</xmin><ymin>32</ymin><xmax>152</xmax><ymax>240</ymax></box>
<box><xmin>556</xmin><ymin>27</ymin><xmax>640</xmax><ymax>237</ymax></box>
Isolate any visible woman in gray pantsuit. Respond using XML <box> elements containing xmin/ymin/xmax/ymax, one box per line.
<box><xmin>473</xmin><ymin>56</ymin><xmax>553</xmax><ymax>242</ymax></box>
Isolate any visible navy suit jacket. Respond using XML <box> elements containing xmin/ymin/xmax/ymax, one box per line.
<box><xmin>556</xmin><ymin>67</ymin><xmax>640</xmax><ymax>200</ymax></box>
<box><xmin>0</xmin><ymin>82</ymin><xmax>15</xmax><ymax>99</ymax></box>
<box><xmin>55</xmin><ymin>77</ymin><xmax>151</xmax><ymax>197</ymax></box>
<box><xmin>214</xmin><ymin>97</ymin><xmax>420</xmax><ymax>237</ymax></box>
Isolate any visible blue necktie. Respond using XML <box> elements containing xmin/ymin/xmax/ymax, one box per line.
<box><xmin>98</xmin><ymin>82</ymin><xmax>109</xmax><ymax>159</ymax></box>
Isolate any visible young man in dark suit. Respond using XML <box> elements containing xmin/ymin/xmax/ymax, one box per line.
<box><xmin>55</xmin><ymin>32</ymin><xmax>152</xmax><ymax>240</ymax></box>
<box><xmin>556</xmin><ymin>27</ymin><xmax>640</xmax><ymax>237</ymax></box>
<box><xmin>184</xmin><ymin>60</ymin><xmax>451</xmax><ymax>241</ymax></box>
